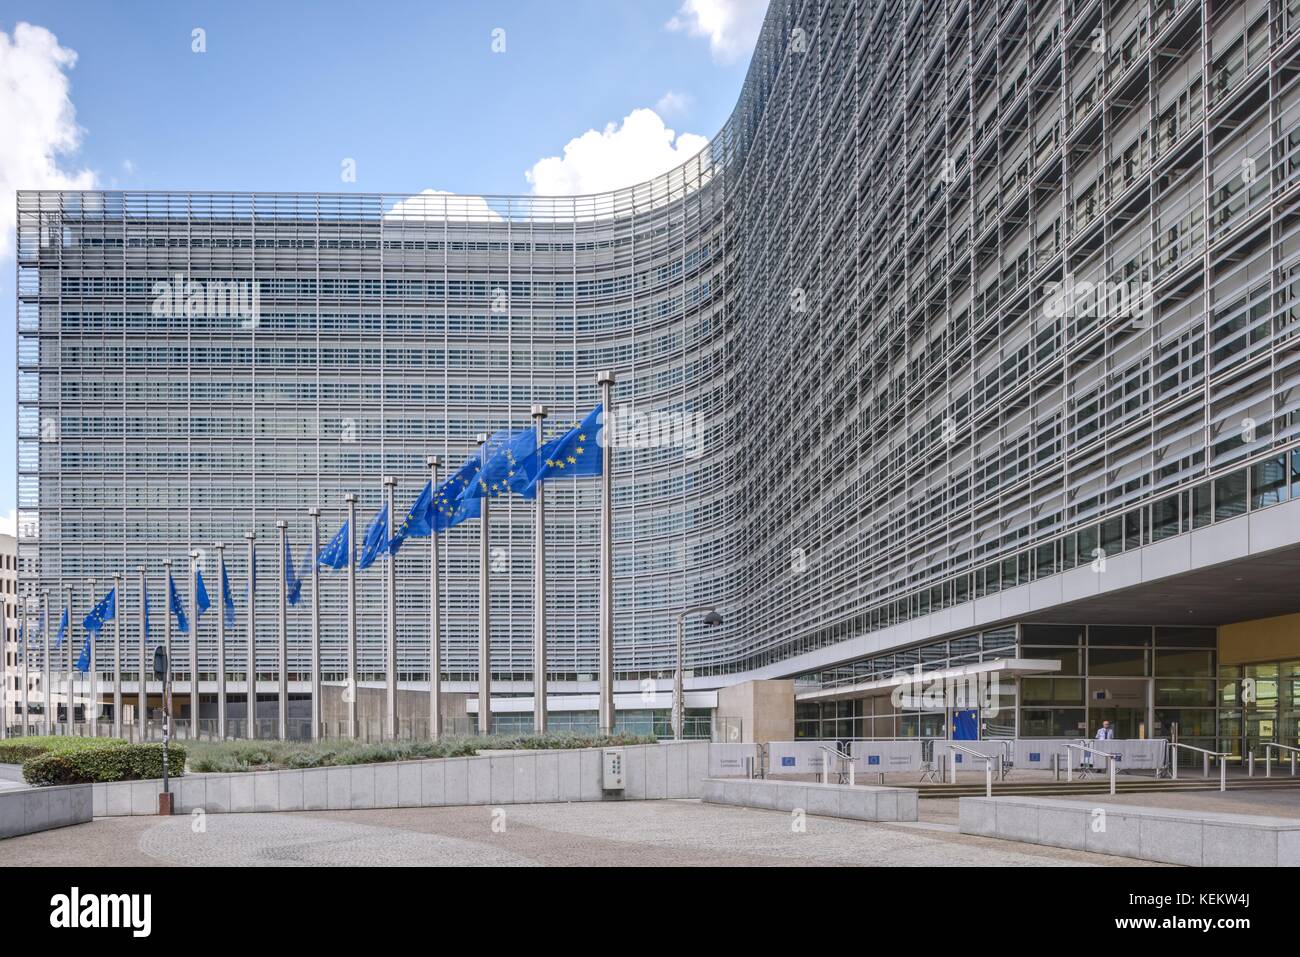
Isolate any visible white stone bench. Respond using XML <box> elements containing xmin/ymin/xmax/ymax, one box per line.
<box><xmin>959</xmin><ymin>796</ymin><xmax>1300</xmax><ymax>866</ymax></box>
<box><xmin>702</xmin><ymin>777</ymin><xmax>919</xmax><ymax>822</ymax></box>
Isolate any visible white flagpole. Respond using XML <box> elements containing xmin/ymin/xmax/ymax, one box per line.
<box><xmin>215</xmin><ymin>543</ymin><xmax>227</xmax><ymax>740</ymax></box>
<box><xmin>531</xmin><ymin>405</ymin><xmax>548</xmax><ymax>735</ymax></box>
<box><xmin>309</xmin><ymin>506</ymin><xmax>321</xmax><ymax>742</ymax></box>
<box><xmin>427</xmin><ymin>457</ymin><xmax>442</xmax><ymax>739</ymax></box>
<box><xmin>42</xmin><ymin>589</ymin><xmax>51</xmax><ymax>736</ymax></box>
<box><xmin>21</xmin><ymin>596</ymin><xmax>30</xmax><ymax>736</ymax></box>
<box><xmin>162</xmin><ymin>564</ymin><xmax>173</xmax><ymax>731</ymax></box>
<box><xmin>113</xmin><ymin>574</ymin><xmax>122</xmax><ymax>740</ymax></box>
<box><xmin>137</xmin><ymin>567</ymin><xmax>146</xmax><ymax>740</ymax></box>
<box><xmin>476</xmin><ymin>433</ymin><xmax>491</xmax><ymax>737</ymax></box>
<box><xmin>383</xmin><ymin>476</ymin><xmax>397</xmax><ymax>739</ymax></box>
<box><xmin>245</xmin><ymin>531</ymin><xmax>256</xmax><ymax>739</ymax></box>
<box><xmin>277</xmin><ymin>520</ymin><xmax>288</xmax><ymax>741</ymax></box>
<box><xmin>87</xmin><ymin>577</ymin><xmax>97</xmax><ymax>738</ymax></box>
<box><xmin>596</xmin><ymin>371</ymin><xmax>616</xmax><ymax>735</ymax></box>
<box><xmin>345</xmin><ymin>493</ymin><xmax>358</xmax><ymax>739</ymax></box>
<box><xmin>189</xmin><ymin>551</ymin><xmax>200</xmax><ymax>740</ymax></box>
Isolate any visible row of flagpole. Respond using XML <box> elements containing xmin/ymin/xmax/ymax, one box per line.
<box><xmin>3</xmin><ymin>372</ymin><xmax>618</xmax><ymax>742</ymax></box>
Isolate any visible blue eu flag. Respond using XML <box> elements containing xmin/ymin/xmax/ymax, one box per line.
<box><xmin>390</xmin><ymin>480</ymin><xmax>434</xmax><ymax>556</ymax></box>
<box><xmin>195</xmin><ymin>569</ymin><xmax>212</xmax><ymax>622</ymax></box>
<box><xmin>524</xmin><ymin>405</ymin><xmax>604</xmax><ymax>494</ymax></box>
<box><xmin>358</xmin><ymin>503</ymin><xmax>388</xmax><ymax>570</ymax></box>
<box><xmin>220</xmin><ymin>557</ymin><xmax>237</xmax><ymax>627</ymax></box>
<box><xmin>75</xmin><ymin>634</ymin><xmax>91</xmax><ymax>673</ymax></box>
<box><xmin>56</xmin><ymin>606</ymin><xmax>69</xmax><ymax>647</ymax></box>
<box><xmin>285</xmin><ymin>538</ymin><xmax>303</xmax><ymax>605</ymax></box>
<box><xmin>433</xmin><ymin>455</ymin><xmax>482</xmax><ymax>530</ymax></box>
<box><xmin>82</xmin><ymin>587</ymin><xmax>117</xmax><ymax>634</ymax></box>
<box><xmin>318</xmin><ymin>519</ymin><xmax>350</xmax><ymax>570</ymax></box>
<box><xmin>462</xmin><ymin>428</ymin><xmax>538</xmax><ymax>501</ymax></box>
<box><xmin>169</xmin><ymin>572</ymin><xmax>190</xmax><ymax>634</ymax></box>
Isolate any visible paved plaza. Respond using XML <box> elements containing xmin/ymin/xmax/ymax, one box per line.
<box><xmin>0</xmin><ymin>798</ymin><xmax>1165</xmax><ymax>867</ymax></box>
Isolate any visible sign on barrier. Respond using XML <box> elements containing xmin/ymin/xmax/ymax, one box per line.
<box><xmin>848</xmin><ymin>740</ymin><xmax>924</xmax><ymax>773</ymax></box>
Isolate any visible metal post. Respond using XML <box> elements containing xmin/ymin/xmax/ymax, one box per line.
<box><xmin>985</xmin><ymin>759</ymin><xmax>991</xmax><ymax>798</ymax></box>
<box><xmin>383</xmin><ymin>477</ymin><xmax>397</xmax><ymax>740</ymax></box>
<box><xmin>215</xmin><ymin>544</ymin><xmax>227</xmax><ymax>740</ymax></box>
<box><xmin>112</xmin><ymin>574</ymin><xmax>122</xmax><ymax>739</ymax></box>
<box><xmin>41</xmin><ymin>587</ymin><xmax>51</xmax><ymax>738</ymax></box>
<box><xmin>245</xmin><ymin>531</ymin><xmax>256</xmax><ymax>739</ymax></box>
<box><xmin>1203</xmin><ymin>751</ymin><xmax>1209</xmax><ymax>778</ymax></box>
<box><xmin>21</xmin><ymin>596</ymin><xmax>30</xmax><ymax>735</ymax></box>
<box><xmin>1220</xmin><ymin>756</ymin><xmax>1226</xmax><ymax>792</ymax></box>
<box><xmin>1108</xmin><ymin>754</ymin><xmax>1116</xmax><ymax>795</ymax></box>
<box><xmin>136</xmin><ymin>569</ymin><xmax>146</xmax><ymax>740</ymax></box>
<box><xmin>673</xmin><ymin>614</ymin><xmax>685</xmax><ymax>740</ymax></box>
<box><xmin>188</xmin><ymin>552</ymin><xmax>199</xmax><ymax>740</ymax></box>
<box><xmin>277</xmin><ymin>520</ymin><xmax>289</xmax><ymax>741</ymax></box>
<box><xmin>1066</xmin><ymin>748</ymin><xmax>1073</xmax><ymax>783</ymax></box>
<box><xmin>530</xmin><ymin>406</ymin><xmax>547</xmax><ymax>735</ymax></box>
<box><xmin>309</xmin><ymin>507</ymin><xmax>321</xmax><ymax>742</ymax></box>
<box><xmin>476</xmin><ymin>434</ymin><xmax>491</xmax><ymax>737</ymax></box>
<box><xmin>162</xmin><ymin>563</ymin><xmax>172</xmax><ymax>732</ymax></box>
<box><xmin>949</xmin><ymin>748</ymin><xmax>957</xmax><ymax>785</ymax></box>
<box><xmin>1267</xmin><ymin>749</ymin><xmax>1272</xmax><ymax>778</ymax></box>
<box><xmin>87</xmin><ymin>577</ymin><xmax>97</xmax><ymax>737</ymax></box>
<box><xmin>426</xmin><ymin>458</ymin><xmax>442</xmax><ymax>740</ymax></box>
<box><xmin>1249</xmin><ymin>750</ymin><xmax>1255</xmax><ymax>777</ymax></box>
<box><xmin>65</xmin><ymin>587</ymin><xmax>75</xmax><ymax>734</ymax></box>
<box><xmin>345</xmin><ymin>494</ymin><xmax>358</xmax><ymax>740</ymax></box>
<box><xmin>596</xmin><ymin>370</ymin><xmax>615</xmax><ymax>734</ymax></box>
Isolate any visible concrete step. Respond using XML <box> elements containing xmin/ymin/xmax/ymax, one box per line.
<box><xmin>915</xmin><ymin>776</ymin><xmax>1300</xmax><ymax>799</ymax></box>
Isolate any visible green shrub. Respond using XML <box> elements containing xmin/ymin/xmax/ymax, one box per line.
<box><xmin>182</xmin><ymin>731</ymin><xmax>656</xmax><ymax>773</ymax></box>
<box><xmin>22</xmin><ymin>742</ymin><xmax>186</xmax><ymax>786</ymax></box>
<box><xmin>0</xmin><ymin>735</ymin><xmax>125</xmax><ymax>765</ymax></box>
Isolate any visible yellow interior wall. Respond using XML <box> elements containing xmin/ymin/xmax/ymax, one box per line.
<box><xmin>1219</xmin><ymin>612</ymin><xmax>1300</xmax><ymax>666</ymax></box>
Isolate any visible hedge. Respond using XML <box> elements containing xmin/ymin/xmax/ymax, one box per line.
<box><xmin>185</xmin><ymin>732</ymin><xmax>657</xmax><ymax>773</ymax></box>
<box><xmin>0</xmin><ymin>735</ymin><xmax>126</xmax><ymax>765</ymax></box>
<box><xmin>22</xmin><ymin>742</ymin><xmax>186</xmax><ymax>786</ymax></box>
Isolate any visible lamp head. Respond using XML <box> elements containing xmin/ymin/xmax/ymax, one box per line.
<box><xmin>703</xmin><ymin>610</ymin><xmax>723</xmax><ymax>626</ymax></box>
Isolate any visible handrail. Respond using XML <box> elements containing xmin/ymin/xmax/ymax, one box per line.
<box><xmin>1263</xmin><ymin>743</ymin><xmax>1300</xmax><ymax>779</ymax></box>
<box><xmin>1063</xmin><ymin>743</ymin><xmax>1120</xmax><ymax>794</ymax></box>
<box><xmin>818</xmin><ymin>745</ymin><xmax>854</xmax><ymax>786</ymax></box>
<box><xmin>1168</xmin><ymin>742</ymin><xmax>1229</xmax><ymax>791</ymax></box>
<box><xmin>946</xmin><ymin>744</ymin><xmax>999</xmax><ymax>796</ymax></box>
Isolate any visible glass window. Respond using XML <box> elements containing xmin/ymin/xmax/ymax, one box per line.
<box><xmin>1088</xmin><ymin>646</ymin><xmax>1149</xmax><ymax>676</ymax></box>
<box><xmin>1021</xmin><ymin>624</ymin><xmax>1084</xmax><ymax>645</ymax></box>
<box><xmin>1019</xmin><ymin>708</ymin><xmax>1086</xmax><ymax>736</ymax></box>
<box><xmin>1154</xmin><ymin>626</ymin><xmax>1216</xmax><ymax>647</ymax></box>
<box><xmin>1021</xmin><ymin>677</ymin><xmax>1085</xmax><ymax>705</ymax></box>
<box><xmin>1250</xmin><ymin>455</ymin><xmax>1289</xmax><ymax>508</ymax></box>
<box><xmin>1089</xmin><ymin>625</ymin><xmax>1151</xmax><ymax>646</ymax></box>
<box><xmin>1154</xmin><ymin>679</ymin><xmax>1216</xmax><ymax>707</ymax></box>
<box><xmin>1155</xmin><ymin>649</ymin><xmax>1214</xmax><ymax>677</ymax></box>
<box><xmin>1151</xmin><ymin>493</ymin><xmax>1180</xmax><ymax>540</ymax></box>
<box><xmin>1214</xmin><ymin>469</ymin><xmax>1248</xmax><ymax>519</ymax></box>
<box><xmin>1021</xmin><ymin>645</ymin><xmax>1081</xmax><ymax>674</ymax></box>
<box><xmin>1192</xmin><ymin>482</ymin><xmax>1212</xmax><ymax>527</ymax></box>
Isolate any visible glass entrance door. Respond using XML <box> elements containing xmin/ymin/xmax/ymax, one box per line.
<box><xmin>1086</xmin><ymin>678</ymin><xmax>1151</xmax><ymax>739</ymax></box>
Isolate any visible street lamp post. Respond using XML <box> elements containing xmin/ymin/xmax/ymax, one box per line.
<box><xmin>674</xmin><ymin>607</ymin><xmax>723</xmax><ymax>741</ymax></box>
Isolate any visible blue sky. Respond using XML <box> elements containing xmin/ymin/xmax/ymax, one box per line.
<box><xmin>0</xmin><ymin>0</ymin><xmax>767</xmax><ymax>529</ymax></box>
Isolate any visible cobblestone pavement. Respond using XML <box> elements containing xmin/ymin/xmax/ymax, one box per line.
<box><xmin>0</xmin><ymin>799</ymin><xmax>1166</xmax><ymax>866</ymax></box>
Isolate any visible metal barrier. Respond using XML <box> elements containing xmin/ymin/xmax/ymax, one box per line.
<box><xmin>1064</xmin><ymin>743</ymin><xmax>1119</xmax><ymax>794</ymax></box>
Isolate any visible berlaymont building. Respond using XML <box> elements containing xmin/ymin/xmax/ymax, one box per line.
<box><xmin>10</xmin><ymin>0</ymin><xmax>1300</xmax><ymax>763</ymax></box>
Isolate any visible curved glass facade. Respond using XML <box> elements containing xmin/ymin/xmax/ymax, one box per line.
<box><xmin>15</xmin><ymin>0</ymin><xmax>1300</xmax><ymax>692</ymax></box>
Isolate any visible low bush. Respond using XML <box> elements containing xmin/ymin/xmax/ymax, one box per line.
<box><xmin>22</xmin><ymin>742</ymin><xmax>186</xmax><ymax>786</ymax></box>
<box><xmin>0</xmin><ymin>735</ymin><xmax>125</xmax><ymax>765</ymax></box>
<box><xmin>184</xmin><ymin>731</ymin><xmax>656</xmax><ymax>773</ymax></box>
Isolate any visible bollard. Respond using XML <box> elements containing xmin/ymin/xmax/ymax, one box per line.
<box><xmin>1203</xmin><ymin>751</ymin><xmax>1209</xmax><ymax>778</ymax></box>
<box><xmin>985</xmin><ymin>760</ymin><xmax>992</xmax><ymax>798</ymax></box>
<box><xmin>1066</xmin><ymin>749</ymin><xmax>1073</xmax><ymax>783</ymax></box>
<box><xmin>1220</xmin><ymin>756</ymin><xmax>1226</xmax><ymax>793</ymax></box>
<box><xmin>1267</xmin><ymin>751</ymin><xmax>1272</xmax><ymax>778</ymax></box>
<box><xmin>1249</xmin><ymin>751</ymin><xmax>1255</xmax><ymax>777</ymax></box>
<box><xmin>1109</xmin><ymin>756</ymin><xmax>1116</xmax><ymax>795</ymax></box>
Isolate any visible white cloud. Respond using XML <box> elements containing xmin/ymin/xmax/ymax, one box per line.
<box><xmin>655</xmin><ymin>90</ymin><xmax>692</xmax><ymax>117</ymax></box>
<box><xmin>384</xmin><ymin>188</ymin><xmax>505</xmax><ymax>223</ymax></box>
<box><xmin>0</xmin><ymin>22</ymin><xmax>96</xmax><ymax>258</ymax></box>
<box><xmin>524</xmin><ymin>108</ymin><xmax>709</xmax><ymax>196</ymax></box>
<box><xmin>666</xmin><ymin>0</ymin><xmax>768</xmax><ymax>63</ymax></box>
<box><xmin>0</xmin><ymin>508</ymin><xmax>15</xmax><ymax>538</ymax></box>
<box><xmin>121</xmin><ymin>158</ymin><xmax>135</xmax><ymax>175</ymax></box>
